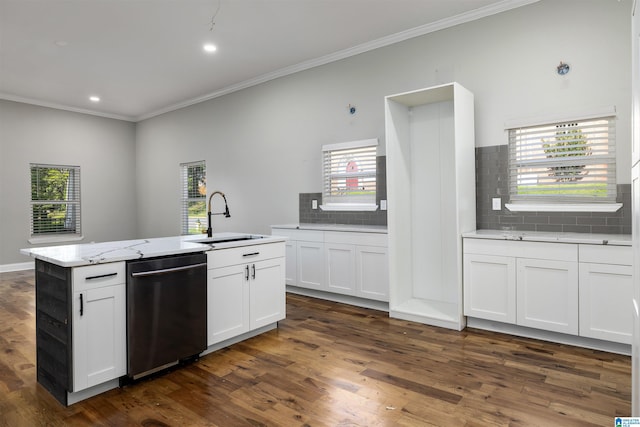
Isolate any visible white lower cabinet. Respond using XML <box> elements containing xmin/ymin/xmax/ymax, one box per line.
<box><xmin>463</xmin><ymin>238</ymin><xmax>631</xmax><ymax>345</ymax></box>
<box><xmin>326</xmin><ymin>243</ymin><xmax>356</xmax><ymax>295</ymax></box>
<box><xmin>298</xmin><ymin>241</ymin><xmax>326</xmax><ymax>291</ymax></box>
<box><xmin>272</xmin><ymin>227</ymin><xmax>389</xmax><ymax>302</ymax></box>
<box><xmin>463</xmin><ymin>254</ymin><xmax>515</xmax><ymax>323</ymax></box>
<box><xmin>207</xmin><ymin>243</ymin><xmax>285</xmax><ymax>346</ymax></box>
<box><xmin>356</xmin><ymin>245</ymin><xmax>389</xmax><ymax>302</ymax></box>
<box><xmin>516</xmin><ymin>258</ymin><xmax>578</xmax><ymax>335</ymax></box>
<box><xmin>579</xmin><ymin>244</ymin><xmax>634</xmax><ymax>344</ymax></box>
<box><xmin>72</xmin><ymin>262</ymin><xmax>126</xmax><ymax>392</ymax></box>
<box><xmin>208</xmin><ymin>264</ymin><xmax>250</xmax><ymax>344</ymax></box>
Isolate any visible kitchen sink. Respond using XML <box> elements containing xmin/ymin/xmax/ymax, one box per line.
<box><xmin>194</xmin><ymin>235</ymin><xmax>265</xmax><ymax>245</ymax></box>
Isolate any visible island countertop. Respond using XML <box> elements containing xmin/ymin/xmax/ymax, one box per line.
<box><xmin>21</xmin><ymin>232</ymin><xmax>286</xmax><ymax>267</ymax></box>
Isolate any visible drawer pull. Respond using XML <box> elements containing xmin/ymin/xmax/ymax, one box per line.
<box><xmin>85</xmin><ymin>272</ymin><xmax>118</xmax><ymax>281</ymax></box>
<box><xmin>242</xmin><ymin>252</ymin><xmax>260</xmax><ymax>257</ymax></box>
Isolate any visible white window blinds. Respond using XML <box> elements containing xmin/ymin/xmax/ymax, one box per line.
<box><xmin>322</xmin><ymin>139</ymin><xmax>378</xmax><ymax>209</ymax></box>
<box><xmin>508</xmin><ymin>116</ymin><xmax>616</xmax><ymax>203</ymax></box>
<box><xmin>30</xmin><ymin>164</ymin><xmax>81</xmax><ymax>236</ymax></box>
<box><xmin>181</xmin><ymin>160</ymin><xmax>207</xmax><ymax>235</ymax></box>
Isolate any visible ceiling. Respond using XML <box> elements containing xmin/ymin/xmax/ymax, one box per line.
<box><xmin>0</xmin><ymin>0</ymin><xmax>536</xmax><ymax>122</ymax></box>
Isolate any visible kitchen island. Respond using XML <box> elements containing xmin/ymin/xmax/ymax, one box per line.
<box><xmin>21</xmin><ymin>233</ymin><xmax>286</xmax><ymax>406</ymax></box>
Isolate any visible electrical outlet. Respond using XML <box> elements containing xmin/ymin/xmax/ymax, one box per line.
<box><xmin>492</xmin><ymin>197</ymin><xmax>501</xmax><ymax>211</ymax></box>
<box><xmin>380</xmin><ymin>200</ymin><xmax>387</xmax><ymax>211</ymax></box>
<box><xmin>312</xmin><ymin>199</ymin><xmax>318</xmax><ymax>209</ymax></box>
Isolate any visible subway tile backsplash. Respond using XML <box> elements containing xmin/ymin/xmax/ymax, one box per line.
<box><xmin>298</xmin><ymin>156</ymin><xmax>387</xmax><ymax>226</ymax></box>
<box><xmin>475</xmin><ymin>145</ymin><xmax>631</xmax><ymax>234</ymax></box>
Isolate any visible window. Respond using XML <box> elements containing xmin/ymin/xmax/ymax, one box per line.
<box><xmin>321</xmin><ymin>138</ymin><xmax>378</xmax><ymax>211</ymax></box>
<box><xmin>181</xmin><ymin>161</ymin><xmax>207</xmax><ymax>235</ymax></box>
<box><xmin>30</xmin><ymin>164</ymin><xmax>81</xmax><ymax>236</ymax></box>
<box><xmin>508</xmin><ymin>114</ymin><xmax>617</xmax><ymax>209</ymax></box>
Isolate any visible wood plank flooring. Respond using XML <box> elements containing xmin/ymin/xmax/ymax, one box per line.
<box><xmin>0</xmin><ymin>269</ymin><xmax>632</xmax><ymax>426</ymax></box>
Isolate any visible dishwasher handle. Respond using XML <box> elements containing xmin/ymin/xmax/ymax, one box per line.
<box><xmin>130</xmin><ymin>262</ymin><xmax>207</xmax><ymax>278</ymax></box>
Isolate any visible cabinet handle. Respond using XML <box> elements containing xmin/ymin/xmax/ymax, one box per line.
<box><xmin>243</xmin><ymin>252</ymin><xmax>260</xmax><ymax>257</ymax></box>
<box><xmin>251</xmin><ymin>264</ymin><xmax>256</xmax><ymax>280</ymax></box>
<box><xmin>85</xmin><ymin>272</ymin><xmax>118</xmax><ymax>281</ymax></box>
<box><xmin>80</xmin><ymin>293</ymin><xmax>84</xmax><ymax>316</ymax></box>
<box><xmin>245</xmin><ymin>265</ymin><xmax>250</xmax><ymax>281</ymax></box>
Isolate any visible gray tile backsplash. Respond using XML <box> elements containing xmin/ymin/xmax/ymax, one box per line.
<box><xmin>475</xmin><ymin>145</ymin><xmax>631</xmax><ymax>234</ymax></box>
<box><xmin>298</xmin><ymin>156</ymin><xmax>387</xmax><ymax>226</ymax></box>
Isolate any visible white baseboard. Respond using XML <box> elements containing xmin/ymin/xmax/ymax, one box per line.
<box><xmin>0</xmin><ymin>261</ymin><xmax>35</xmax><ymax>273</ymax></box>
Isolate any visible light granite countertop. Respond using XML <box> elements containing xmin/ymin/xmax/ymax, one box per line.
<box><xmin>272</xmin><ymin>223</ymin><xmax>388</xmax><ymax>234</ymax></box>
<box><xmin>21</xmin><ymin>232</ymin><xmax>286</xmax><ymax>267</ymax></box>
<box><xmin>462</xmin><ymin>229</ymin><xmax>631</xmax><ymax>246</ymax></box>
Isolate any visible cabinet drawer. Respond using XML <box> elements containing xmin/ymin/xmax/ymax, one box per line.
<box><xmin>208</xmin><ymin>243</ymin><xmax>285</xmax><ymax>269</ymax></box>
<box><xmin>72</xmin><ymin>262</ymin><xmax>125</xmax><ymax>292</ymax></box>
<box><xmin>324</xmin><ymin>231</ymin><xmax>387</xmax><ymax>247</ymax></box>
<box><xmin>579</xmin><ymin>244</ymin><xmax>632</xmax><ymax>266</ymax></box>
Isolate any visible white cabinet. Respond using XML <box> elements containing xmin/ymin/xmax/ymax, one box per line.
<box><xmin>516</xmin><ymin>258</ymin><xmax>578</xmax><ymax>335</ymax></box>
<box><xmin>207</xmin><ymin>243</ymin><xmax>285</xmax><ymax>346</ymax></box>
<box><xmin>356</xmin><ymin>245</ymin><xmax>389</xmax><ymax>302</ymax></box>
<box><xmin>464</xmin><ymin>237</ymin><xmax>632</xmax><ymax>345</ymax></box>
<box><xmin>283</xmin><ymin>238</ymin><xmax>297</xmax><ymax>286</ymax></box>
<box><xmin>71</xmin><ymin>262</ymin><xmax>126</xmax><ymax>393</ymax></box>
<box><xmin>298</xmin><ymin>241</ymin><xmax>325</xmax><ymax>291</ymax></box>
<box><xmin>272</xmin><ymin>227</ymin><xmax>389</xmax><ymax>303</ymax></box>
<box><xmin>326</xmin><ymin>243</ymin><xmax>356</xmax><ymax>296</ymax></box>
<box><xmin>579</xmin><ymin>245</ymin><xmax>633</xmax><ymax>344</ymax></box>
<box><xmin>250</xmin><ymin>258</ymin><xmax>286</xmax><ymax>329</ymax></box>
<box><xmin>463</xmin><ymin>254</ymin><xmax>516</xmax><ymax>323</ymax></box>
<box><xmin>208</xmin><ymin>264</ymin><xmax>249</xmax><ymax>344</ymax></box>
<box><xmin>386</xmin><ymin>83</ymin><xmax>475</xmax><ymax>330</ymax></box>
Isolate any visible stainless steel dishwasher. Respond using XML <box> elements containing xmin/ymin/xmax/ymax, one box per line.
<box><xmin>126</xmin><ymin>252</ymin><xmax>207</xmax><ymax>379</ymax></box>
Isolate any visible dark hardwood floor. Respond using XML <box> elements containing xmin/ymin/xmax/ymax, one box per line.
<box><xmin>0</xmin><ymin>269</ymin><xmax>632</xmax><ymax>426</ymax></box>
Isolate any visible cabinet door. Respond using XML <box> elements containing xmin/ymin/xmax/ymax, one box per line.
<box><xmin>463</xmin><ymin>254</ymin><xmax>516</xmax><ymax>323</ymax></box>
<box><xmin>250</xmin><ymin>258</ymin><xmax>286</xmax><ymax>330</ymax></box>
<box><xmin>284</xmin><ymin>239</ymin><xmax>297</xmax><ymax>286</ymax></box>
<box><xmin>326</xmin><ymin>243</ymin><xmax>356</xmax><ymax>296</ymax></box>
<box><xmin>579</xmin><ymin>262</ymin><xmax>633</xmax><ymax>344</ymax></box>
<box><xmin>356</xmin><ymin>245</ymin><xmax>389</xmax><ymax>302</ymax></box>
<box><xmin>72</xmin><ymin>284</ymin><xmax>126</xmax><ymax>392</ymax></box>
<box><xmin>516</xmin><ymin>258</ymin><xmax>578</xmax><ymax>334</ymax></box>
<box><xmin>208</xmin><ymin>264</ymin><xmax>250</xmax><ymax>345</ymax></box>
<box><xmin>297</xmin><ymin>241</ymin><xmax>325</xmax><ymax>290</ymax></box>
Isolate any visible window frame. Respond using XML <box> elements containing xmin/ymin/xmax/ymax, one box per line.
<box><xmin>29</xmin><ymin>163</ymin><xmax>83</xmax><ymax>243</ymax></box>
<box><xmin>320</xmin><ymin>138</ymin><xmax>378</xmax><ymax>211</ymax></box>
<box><xmin>180</xmin><ymin>160</ymin><xmax>207</xmax><ymax>235</ymax></box>
<box><xmin>505</xmin><ymin>109</ymin><xmax>620</xmax><ymax>212</ymax></box>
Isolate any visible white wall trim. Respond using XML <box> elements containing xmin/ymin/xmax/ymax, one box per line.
<box><xmin>505</xmin><ymin>203</ymin><xmax>623</xmax><ymax>213</ymax></box>
<box><xmin>0</xmin><ymin>261</ymin><xmax>35</xmax><ymax>273</ymax></box>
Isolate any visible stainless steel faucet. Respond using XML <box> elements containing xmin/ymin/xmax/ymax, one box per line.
<box><xmin>207</xmin><ymin>191</ymin><xmax>230</xmax><ymax>237</ymax></box>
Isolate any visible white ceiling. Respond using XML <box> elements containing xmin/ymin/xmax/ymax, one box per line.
<box><xmin>0</xmin><ymin>0</ymin><xmax>536</xmax><ymax>122</ymax></box>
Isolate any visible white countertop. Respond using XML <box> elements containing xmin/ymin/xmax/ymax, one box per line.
<box><xmin>21</xmin><ymin>232</ymin><xmax>286</xmax><ymax>267</ymax></box>
<box><xmin>462</xmin><ymin>229</ymin><xmax>632</xmax><ymax>246</ymax></box>
<box><xmin>272</xmin><ymin>223</ymin><xmax>388</xmax><ymax>234</ymax></box>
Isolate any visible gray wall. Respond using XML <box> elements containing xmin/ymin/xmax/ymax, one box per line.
<box><xmin>135</xmin><ymin>0</ymin><xmax>631</xmax><ymax>239</ymax></box>
<box><xmin>0</xmin><ymin>100</ymin><xmax>137</xmax><ymax>266</ymax></box>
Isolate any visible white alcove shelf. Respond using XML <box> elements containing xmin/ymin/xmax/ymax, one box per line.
<box><xmin>385</xmin><ymin>82</ymin><xmax>476</xmax><ymax>331</ymax></box>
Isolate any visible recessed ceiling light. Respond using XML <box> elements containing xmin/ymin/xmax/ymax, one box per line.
<box><xmin>89</xmin><ymin>96</ymin><xmax>100</xmax><ymax>102</ymax></box>
<box><xmin>203</xmin><ymin>43</ymin><xmax>217</xmax><ymax>53</ymax></box>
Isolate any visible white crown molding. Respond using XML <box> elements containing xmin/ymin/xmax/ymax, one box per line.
<box><xmin>0</xmin><ymin>92</ymin><xmax>136</xmax><ymax>122</ymax></box>
<box><xmin>136</xmin><ymin>0</ymin><xmax>540</xmax><ymax>122</ymax></box>
<box><xmin>1</xmin><ymin>0</ymin><xmax>539</xmax><ymax>123</ymax></box>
